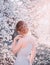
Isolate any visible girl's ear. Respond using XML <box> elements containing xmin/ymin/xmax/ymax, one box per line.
<box><xmin>17</xmin><ymin>31</ymin><xmax>20</xmax><ymax>34</ymax></box>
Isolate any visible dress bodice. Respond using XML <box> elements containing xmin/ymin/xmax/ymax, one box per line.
<box><xmin>17</xmin><ymin>43</ymin><xmax>32</xmax><ymax>57</ymax></box>
<box><xmin>14</xmin><ymin>32</ymin><xmax>36</xmax><ymax>65</ymax></box>
<box><xmin>17</xmin><ymin>32</ymin><xmax>35</xmax><ymax>57</ymax></box>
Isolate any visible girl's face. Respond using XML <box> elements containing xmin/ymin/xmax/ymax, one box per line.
<box><xmin>17</xmin><ymin>31</ymin><xmax>24</xmax><ymax>35</ymax></box>
<box><xmin>16</xmin><ymin>26</ymin><xmax>29</xmax><ymax>36</ymax></box>
<box><xmin>17</xmin><ymin>30</ymin><xmax>27</xmax><ymax>36</ymax></box>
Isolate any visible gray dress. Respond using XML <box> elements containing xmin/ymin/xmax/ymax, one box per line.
<box><xmin>14</xmin><ymin>33</ymin><xmax>35</xmax><ymax>65</ymax></box>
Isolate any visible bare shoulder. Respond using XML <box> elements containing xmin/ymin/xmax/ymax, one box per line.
<box><xmin>31</xmin><ymin>35</ymin><xmax>37</xmax><ymax>47</ymax></box>
<box><xmin>30</xmin><ymin>34</ymin><xmax>36</xmax><ymax>42</ymax></box>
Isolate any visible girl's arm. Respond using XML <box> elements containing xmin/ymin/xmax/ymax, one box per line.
<box><xmin>30</xmin><ymin>46</ymin><xmax>36</xmax><ymax>65</ymax></box>
<box><xmin>12</xmin><ymin>40</ymin><xmax>22</xmax><ymax>55</ymax></box>
<box><xmin>11</xmin><ymin>35</ymin><xmax>23</xmax><ymax>55</ymax></box>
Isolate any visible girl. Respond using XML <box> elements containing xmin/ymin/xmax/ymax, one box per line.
<box><xmin>11</xmin><ymin>21</ymin><xmax>36</xmax><ymax>65</ymax></box>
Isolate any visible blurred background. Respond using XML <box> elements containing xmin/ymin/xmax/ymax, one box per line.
<box><xmin>0</xmin><ymin>0</ymin><xmax>50</xmax><ymax>65</ymax></box>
